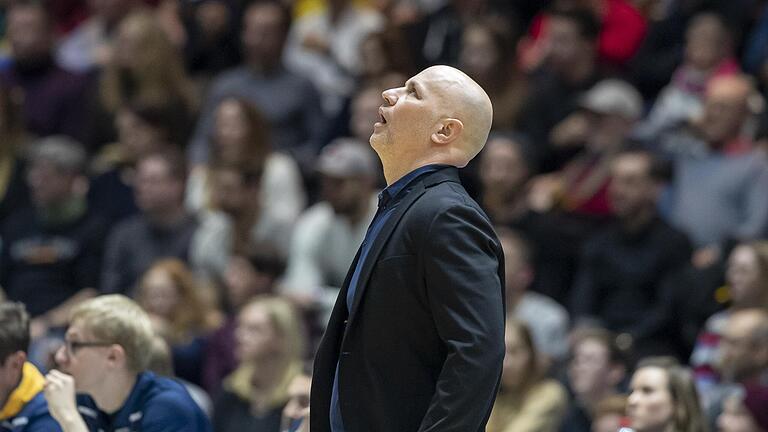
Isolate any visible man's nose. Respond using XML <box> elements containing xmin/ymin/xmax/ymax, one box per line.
<box><xmin>382</xmin><ymin>89</ymin><xmax>398</xmax><ymax>106</ymax></box>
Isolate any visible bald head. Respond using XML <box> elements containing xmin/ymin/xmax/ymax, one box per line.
<box><xmin>372</xmin><ymin>65</ymin><xmax>493</xmax><ymax>183</ymax></box>
<box><xmin>721</xmin><ymin>308</ymin><xmax>768</xmax><ymax>381</ymax></box>
<box><xmin>420</xmin><ymin>65</ymin><xmax>493</xmax><ymax>162</ymax></box>
<box><xmin>699</xmin><ymin>74</ymin><xmax>755</xmax><ymax>145</ymax></box>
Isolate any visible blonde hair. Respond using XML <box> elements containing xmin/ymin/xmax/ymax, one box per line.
<box><xmin>100</xmin><ymin>10</ymin><xmax>197</xmax><ymax>113</ymax></box>
<box><xmin>136</xmin><ymin>258</ymin><xmax>220</xmax><ymax>344</ymax></box>
<box><xmin>227</xmin><ymin>295</ymin><xmax>306</xmax><ymax>411</ymax></box>
<box><xmin>70</xmin><ymin>295</ymin><xmax>155</xmax><ymax>373</ymax></box>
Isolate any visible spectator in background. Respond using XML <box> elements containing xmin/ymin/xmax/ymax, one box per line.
<box><xmin>2</xmin><ymin>2</ymin><xmax>89</xmax><ymax>141</ymax></box>
<box><xmin>88</xmin><ymin>101</ymin><xmax>178</xmax><ymax>225</ymax></box>
<box><xmin>532</xmin><ymin>79</ymin><xmax>643</xmax><ymax>218</ymax></box>
<box><xmin>487</xmin><ymin>319</ymin><xmax>568</xmax><ymax>432</ymax></box>
<box><xmin>281</xmin><ymin>373</ymin><xmax>311</xmax><ymax>432</ymax></box>
<box><xmin>562</xmin><ymin>328</ymin><xmax>628</xmax><ymax>432</ymax></box>
<box><xmin>498</xmin><ymin>228</ymin><xmax>569</xmax><ymax>366</ymax></box>
<box><xmin>357</xmin><ymin>29</ymin><xmax>413</xmax><ymax>89</ymax></box>
<box><xmin>136</xmin><ymin>258</ymin><xmax>221</xmax><ymax>386</ymax></box>
<box><xmin>570</xmin><ymin>149</ymin><xmax>692</xmax><ymax>358</ymax></box>
<box><xmin>520</xmin><ymin>0</ymin><xmax>647</xmax><ymax>71</ymax></box>
<box><xmin>634</xmin><ymin>12</ymin><xmax>738</xmax><ymax>142</ymax></box>
<box><xmin>43</xmin><ymin>295</ymin><xmax>211</xmax><ymax>431</ymax></box>
<box><xmin>717</xmin><ymin>384</ymin><xmax>768</xmax><ymax>432</ymax></box>
<box><xmin>186</xmin><ymin>97</ymin><xmax>306</xmax><ymax>255</ymax></box>
<box><xmin>0</xmin><ymin>137</ymin><xmax>106</xmax><ymax>335</ymax></box>
<box><xmin>56</xmin><ymin>0</ymin><xmax>138</xmax><ymax>73</ymax></box>
<box><xmin>281</xmin><ymin>139</ymin><xmax>379</xmax><ymax>326</ymax></box>
<box><xmin>285</xmin><ymin>0</ymin><xmax>384</xmax><ymax>115</ymax></box>
<box><xmin>0</xmin><ymin>302</ymin><xmax>62</xmax><ymax>431</ymax></box>
<box><xmin>100</xmin><ymin>149</ymin><xmax>229</xmax><ymax>295</ymax></box>
<box><xmin>590</xmin><ymin>395</ymin><xmax>628</xmax><ymax>432</ymax></box>
<box><xmin>188</xmin><ymin>0</ymin><xmax>325</xmax><ymax>172</ymax></box>
<box><xmin>202</xmin><ymin>250</ymin><xmax>285</xmax><ymax>395</ymax></box>
<box><xmin>213</xmin><ymin>296</ymin><xmax>305</xmax><ymax>432</ymax></box>
<box><xmin>181</xmin><ymin>0</ymin><xmax>242</xmax><ymax>79</ymax></box>
<box><xmin>690</xmin><ymin>242</ymin><xmax>768</xmax><ymax>402</ymax></box>
<box><xmin>459</xmin><ymin>16</ymin><xmax>527</xmax><ymax>132</ymax></box>
<box><xmin>627</xmin><ymin>357</ymin><xmax>706</xmax><ymax>432</ymax></box>
<box><xmin>708</xmin><ymin>309</ymin><xmax>768</xmax><ymax>427</ymax></box>
<box><xmin>86</xmin><ymin>10</ymin><xmax>197</xmax><ymax>152</ymax></box>
<box><xmin>518</xmin><ymin>7</ymin><xmax>603</xmax><ymax>171</ymax></box>
<box><xmin>0</xmin><ymin>84</ymin><xmax>29</xmax><ymax>223</ymax></box>
<box><xmin>660</xmin><ymin>75</ymin><xmax>768</xmax><ymax>266</ymax></box>
<box><xmin>479</xmin><ymin>133</ymin><xmax>535</xmax><ymax>227</ymax></box>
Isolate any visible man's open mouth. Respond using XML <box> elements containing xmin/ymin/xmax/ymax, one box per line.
<box><xmin>378</xmin><ymin>108</ymin><xmax>387</xmax><ymax>124</ymax></box>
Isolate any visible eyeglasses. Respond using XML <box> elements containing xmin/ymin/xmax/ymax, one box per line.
<box><xmin>64</xmin><ymin>340</ymin><xmax>113</xmax><ymax>355</ymax></box>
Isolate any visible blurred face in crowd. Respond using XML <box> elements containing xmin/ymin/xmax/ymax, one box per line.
<box><xmin>214</xmin><ymin>100</ymin><xmax>250</xmax><ymax>163</ymax></box>
<box><xmin>242</xmin><ymin>3</ymin><xmax>287</xmax><ymax>68</ymax></box>
<box><xmin>55</xmin><ymin>320</ymin><xmax>113</xmax><ymax>394</ymax></box>
<box><xmin>569</xmin><ymin>338</ymin><xmax>621</xmax><ymax>401</ymax></box>
<box><xmin>609</xmin><ymin>153</ymin><xmax>658</xmax><ymax>219</ymax></box>
<box><xmin>685</xmin><ymin>14</ymin><xmax>728</xmax><ymax>72</ymax></box>
<box><xmin>546</xmin><ymin>16</ymin><xmax>593</xmax><ymax>74</ymax></box>
<box><xmin>224</xmin><ymin>256</ymin><xmax>274</xmax><ymax>310</ymax></box>
<box><xmin>282</xmin><ymin>374</ymin><xmax>311</xmax><ymax>432</ymax></box>
<box><xmin>627</xmin><ymin>367</ymin><xmax>675</xmax><ymax>432</ymax></box>
<box><xmin>352</xmin><ymin>88</ymin><xmax>385</xmax><ymax>143</ymax></box>
<box><xmin>699</xmin><ymin>77</ymin><xmax>750</xmax><ymax>145</ymax></box>
<box><xmin>8</xmin><ymin>5</ymin><xmax>52</xmax><ymax>64</ymax></box>
<box><xmin>134</xmin><ymin>156</ymin><xmax>185</xmax><ymax>215</ymax></box>
<box><xmin>720</xmin><ymin>312</ymin><xmax>768</xmax><ymax>382</ymax></box>
<box><xmin>235</xmin><ymin>303</ymin><xmax>280</xmax><ymax>363</ymax></box>
<box><xmin>717</xmin><ymin>394</ymin><xmax>763</xmax><ymax>432</ymax></box>
<box><xmin>460</xmin><ymin>25</ymin><xmax>499</xmax><ymax>83</ymax></box>
<box><xmin>27</xmin><ymin>160</ymin><xmax>80</xmax><ymax>208</ymax></box>
<box><xmin>726</xmin><ymin>246</ymin><xmax>765</xmax><ymax>308</ymax></box>
<box><xmin>360</xmin><ymin>34</ymin><xmax>389</xmax><ymax>78</ymax></box>
<box><xmin>583</xmin><ymin>111</ymin><xmax>634</xmax><ymax>153</ymax></box>
<box><xmin>88</xmin><ymin>0</ymin><xmax>136</xmax><ymax>27</ymax></box>
<box><xmin>116</xmin><ymin>109</ymin><xmax>167</xmax><ymax>163</ymax></box>
<box><xmin>139</xmin><ymin>268</ymin><xmax>180</xmax><ymax>320</ymax></box>
<box><xmin>500</xmin><ymin>236</ymin><xmax>532</xmax><ymax>300</ymax></box>
<box><xmin>321</xmin><ymin>174</ymin><xmax>370</xmax><ymax>216</ymax></box>
<box><xmin>480</xmin><ymin>137</ymin><xmax>529</xmax><ymax>198</ymax></box>
<box><xmin>501</xmin><ymin>324</ymin><xmax>532</xmax><ymax>390</ymax></box>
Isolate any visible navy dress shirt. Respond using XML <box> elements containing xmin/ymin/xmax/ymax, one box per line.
<box><xmin>330</xmin><ymin>164</ymin><xmax>448</xmax><ymax>432</ymax></box>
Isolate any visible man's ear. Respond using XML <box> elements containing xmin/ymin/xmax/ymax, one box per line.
<box><xmin>6</xmin><ymin>351</ymin><xmax>26</xmax><ymax>372</ymax></box>
<box><xmin>106</xmin><ymin>344</ymin><xmax>127</xmax><ymax>369</ymax></box>
<box><xmin>431</xmin><ymin>118</ymin><xmax>464</xmax><ymax>145</ymax></box>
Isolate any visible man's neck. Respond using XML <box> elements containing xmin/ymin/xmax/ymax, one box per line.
<box><xmin>91</xmin><ymin>371</ymin><xmax>137</xmax><ymax>414</ymax></box>
<box><xmin>382</xmin><ymin>155</ymin><xmax>450</xmax><ymax>186</ymax></box>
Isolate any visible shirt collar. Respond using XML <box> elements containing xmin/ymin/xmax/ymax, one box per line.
<box><xmin>378</xmin><ymin>164</ymin><xmax>451</xmax><ymax>208</ymax></box>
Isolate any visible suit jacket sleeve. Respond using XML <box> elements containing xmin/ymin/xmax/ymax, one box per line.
<box><xmin>417</xmin><ymin>203</ymin><xmax>506</xmax><ymax>432</ymax></box>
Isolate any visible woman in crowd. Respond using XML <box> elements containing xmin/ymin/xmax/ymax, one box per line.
<box><xmin>86</xmin><ymin>10</ymin><xmax>198</xmax><ymax>151</ymax></box>
<box><xmin>186</xmin><ymin>97</ymin><xmax>306</xmax><ymax>257</ymax></box>
<box><xmin>487</xmin><ymin>319</ymin><xmax>568</xmax><ymax>432</ymax></box>
<box><xmin>136</xmin><ymin>258</ymin><xmax>221</xmax><ymax>386</ymax></box>
<box><xmin>627</xmin><ymin>357</ymin><xmax>707</xmax><ymax>432</ymax></box>
<box><xmin>690</xmin><ymin>241</ymin><xmax>768</xmax><ymax>396</ymax></box>
<box><xmin>213</xmin><ymin>295</ymin><xmax>306</xmax><ymax>432</ymax></box>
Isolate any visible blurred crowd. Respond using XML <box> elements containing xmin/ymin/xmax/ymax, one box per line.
<box><xmin>1</xmin><ymin>0</ymin><xmax>768</xmax><ymax>431</ymax></box>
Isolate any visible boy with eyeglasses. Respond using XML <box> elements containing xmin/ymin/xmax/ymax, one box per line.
<box><xmin>0</xmin><ymin>302</ymin><xmax>61</xmax><ymax>431</ymax></box>
<box><xmin>43</xmin><ymin>295</ymin><xmax>211</xmax><ymax>432</ymax></box>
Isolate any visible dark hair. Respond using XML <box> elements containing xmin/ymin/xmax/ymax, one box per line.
<box><xmin>245</xmin><ymin>246</ymin><xmax>286</xmax><ymax>279</ymax></box>
<box><xmin>212</xmin><ymin>97</ymin><xmax>272</xmax><ymax>170</ymax></box>
<box><xmin>0</xmin><ymin>302</ymin><xmax>30</xmax><ymax>362</ymax></box>
<box><xmin>615</xmin><ymin>146</ymin><xmax>674</xmax><ymax>183</ymax></box>
<box><xmin>548</xmin><ymin>7</ymin><xmax>601</xmax><ymax>42</ymax></box>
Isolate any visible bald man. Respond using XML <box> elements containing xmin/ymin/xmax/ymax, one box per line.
<box><xmin>311</xmin><ymin>66</ymin><xmax>505</xmax><ymax>432</ymax></box>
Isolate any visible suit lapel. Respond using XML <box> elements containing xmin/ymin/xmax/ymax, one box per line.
<box><xmin>344</xmin><ymin>180</ymin><xmax>427</xmax><ymax>330</ymax></box>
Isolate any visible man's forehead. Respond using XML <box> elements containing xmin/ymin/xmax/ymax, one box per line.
<box><xmin>409</xmin><ymin>67</ymin><xmax>465</xmax><ymax>90</ymax></box>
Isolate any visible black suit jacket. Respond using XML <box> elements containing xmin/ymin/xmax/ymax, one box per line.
<box><xmin>311</xmin><ymin>167</ymin><xmax>506</xmax><ymax>432</ymax></box>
